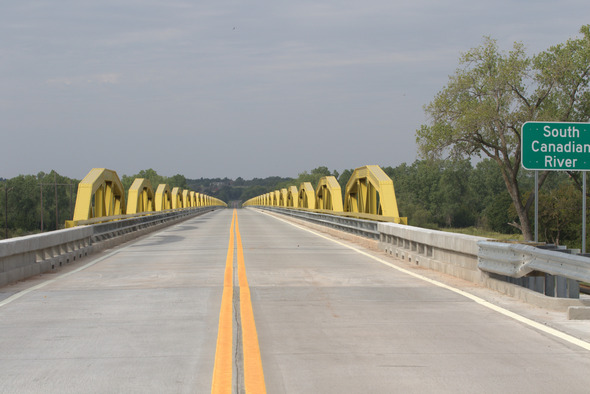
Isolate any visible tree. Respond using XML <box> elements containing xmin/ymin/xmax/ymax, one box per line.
<box><xmin>294</xmin><ymin>166</ymin><xmax>333</xmax><ymax>189</ymax></box>
<box><xmin>240</xmin><ymin>185</ymin><xmax>267</xmax><ymax>202</ymax></box>
<box><xmin>537</xmin><ymin>183</ymin><xmax>582</xmax><ymax>246</ymax></box>
<box><xmin>416</xmin><ymin>26</ymin><xmax>590</xmax><ymax>240</ymax></box>
<box><xmin>435</xmin><ymin>159</ymin><xmax>475</xmax><ymax>227</ymax></box>
<box><xmin>337</xmin><ymin>169</ymin><xmax>354</xmax><ymax>200</ymax></box>
<box><xmin>0</xmin><ymin>171</ymin><xmax>79</xmax><ymax>237</ymax></box>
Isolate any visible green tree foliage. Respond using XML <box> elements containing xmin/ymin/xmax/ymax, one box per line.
<box><xmin>293</xmin><ymin>166</ymin><xmax>332</xmax><ymax>189</ymax></box>
<box><xmin>416</xmin><ymin>26</ymin><xmax>590</xmax><ymax>240</ymax></box>
<box><xmin>121</xmin><ymin>169</ymin><xmax>186</xmax><ymax>191</ymax></box>
<box><xmin>383</xmin><ymin>160</ymin><xmax>476</xmax><ymax>228</ymax></box>
<box><xmin>337</xmin><ymin>169</ymin><xmax>354</xmax><ymax>200</ymax></box>
<box><xmin>537</xmin><ymin>183</ymin><xmax>582</xmax><ymax>246</ymax></box>
<box><xmin>240</xmin><ymin>185</ymin><xmax>268</xmax><ymax>202</ymax></box>
<box><xmin>1</xmin><ymin>171</ymin><xmax>78</xmax><ymax>238</ymax></box>
<box><xmin>4</xmin><ymin>161</ymin><xmax>587</xmax><ymax>249</ymax></box>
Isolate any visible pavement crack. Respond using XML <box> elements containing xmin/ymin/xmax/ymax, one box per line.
<box><xmin>233</xmin><ymin>228</ymin><xmax>245</xmax><ymax>394</ymax></box>
<box><xmin>233</xmin><ymin>287</ymin><xmax>244</xmax><ymax>394</ymax></box>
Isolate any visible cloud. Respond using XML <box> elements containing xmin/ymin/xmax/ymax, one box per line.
<box><xmin>46</xmin><ymin>73</ymin><xmax>121</xmax><ymax>87</ymax></box>
<box><xmin>97</xmin><ymin>28</ymin><xmax>185</xmax><ymax>47</ymax></box>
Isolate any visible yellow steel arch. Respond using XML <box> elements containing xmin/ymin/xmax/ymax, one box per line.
<box><xmin>171</xmin><ymin>187</ymin><xmax>183</xmax><ymax>209</ymax></box>
<box><xmin>315</xmin><ymin>176</ymin><xmax>343</xmax><ymax>211</ymax></box>
<box><xmin>286</xmin><ymin>186</ymin><xmax>299</xmax><ymax>207</ymax></box>
<box><xmin>155</xmin><ymin>184</ymin><xmax>172</xmax><ymax>211</ymax></box>
<box><xmin>126</xmin><ymin>178</ymin><xmax>155</xmax><ymax>214</ymax></box>
<box><xmin>272</xmin><ymin>190</ymin><xmax>280</xmax><ymax>206</ymax></box>
<box><xmin>279</xmin><ymin>188</ymin><xmax>288</xmax><ymax>207</ymax></box>
<box><xmin>214</xmin><ymin>197</ymin><xmax>227</xmax><ymax>207</ymax></box>
<box><xmin>298</xmin><ymin>182</ymin><xmax>315</xmax><ymax>209</ymax></box>
<box><xmin>182</xmin><ymin>190</ymin><xmax>192</xmax><ymax>208</ymax></box>
<box><xmin>190</xmin><ymin>191</ymin><xmax>196</xmax><ymax>207</ymax></box>
<box><xmin>72</xmin><ymin>168</ymin><xmax>126</xmax><ymax>221</ymax></box>
<box><xmin>344</xmin><ymin>165</ymin><xmax>400</xmax><ymax>217</ymax></box>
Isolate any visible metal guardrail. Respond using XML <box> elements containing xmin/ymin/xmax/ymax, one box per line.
<box><xmin>478</xmin><ymin>241</ymin><xmax>590</xmax><ymax>282</ymax></box>
<box><xmin>259</xmin><ymin>207</ymin><xmax>380</xmax><ymax>239</ymax></box>
<box><xmin>478</xmin><ymin>241</ymin><xmax>590</xmax><ymax>298</ymax></box>
<box><xmin>0</xmin><ymin>206</ymin><xmax>222</xmax><ymax>287</ymax></box>
<box><xmin>255</xmin><ymin>206</ymin><xmax>590</xmax><ymax>301</ymax></box>
<box><xmin>90</xmin><ymin>207</ymin><xmax>216</xmax><ymax>242</ymax></box>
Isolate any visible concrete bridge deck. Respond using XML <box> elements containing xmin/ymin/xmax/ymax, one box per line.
<box><xmin>1</xmin><ymin>208</ymin><xmax>590</xmax><ymax>393</ymax></box>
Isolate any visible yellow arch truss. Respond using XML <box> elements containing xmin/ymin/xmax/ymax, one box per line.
<box><xmin>315</xmin><ymin>176</ymin><xmax>343</xmax><ymax>211</ymax></box>
<box><xmin>344</xmin><ymin>165</ymin><xmax>400</xmax><ymax>218</ymax></box>
<box><xmin>298</xmin><ymin>182</ymin><xmax>315</xmax><ymax>209</ymax></box>
<box><xmin>127</xmin><ymin>178</ymin><xmax>155</xmax><ymax>214</ymax></box>
<box><xmin>155</xmin><ymin>184</ymin><xmax>172</xmax><ymax>211</ymax></box>
<box><xmin>72</xmin><ymin>168</ymin><xmax>126</xmax><ymax>222</ymax></box>
<box><xmin>171</xmin><ymin>187</ymin><xmax>183</xmax><ymax>209</ymax></box>
<box><xmin>286</xmin><ymin>186</ymin><xmax>299</xmax><ymax>208</ymax></box>
<box><xmin>241</xmin><ymin>165</ymin><xmax>406</xmax><ymax>224</ymax></box>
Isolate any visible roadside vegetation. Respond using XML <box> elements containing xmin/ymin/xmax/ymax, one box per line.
<box><xmin>2</xmin><ymin>26</ymin><xmax>588</xmax><ymax>248</ymax></box>
<box><xmin>0</xmin><ymin>160</ymin><xmax>585</xmax><ymax>248</ymax></box>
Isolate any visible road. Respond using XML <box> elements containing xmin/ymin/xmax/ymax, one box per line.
<box><xmin>1</xmin><ymin>208</ymin><xmax>590</xmax><ymax>393</ymax></box>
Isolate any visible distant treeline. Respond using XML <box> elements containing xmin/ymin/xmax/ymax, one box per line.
<box><xmin>1</xmin><ymin>160</ymin><xmax>587</xmax><ymax>249</ymax></box>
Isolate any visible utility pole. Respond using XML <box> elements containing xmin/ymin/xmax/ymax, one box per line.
<box><xmin>4</xmin><ymin>181</ymin><xmax>9</xmax><ymax>239</ymax></box>
<box><xmin>54</xmin><ymin>173</ymin><xmax>58</xmax><ymax>231</ymax></box>
<box><xmin>39</xmin><ymin>177</ymin><xmax>76</xmax><ymax>232</ymax></box>
<box><xmin>40</xmin><ymin>184</ymin><xmax>43</xmax><ymax>232</ymax></box>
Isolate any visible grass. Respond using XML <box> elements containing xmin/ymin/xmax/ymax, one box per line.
<box><xmin>439</xmin><ymin>226</ymin><xmax>525</xmax><ymax>241</ymax></box>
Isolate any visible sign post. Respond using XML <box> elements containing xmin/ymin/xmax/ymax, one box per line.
<box><xmin>522</xmin><ymin>121</ymin><xmax>590</xmax><ymax>250</ymax></box>
<box><xmin>535</xmin><ymin>170</ymin><xmax>538</xmax><ymax>243</ymax></box>
<box><xmin>584</xmin><ymin>172</ymin><xmax>587</xmax><ymax>253</ymax></box>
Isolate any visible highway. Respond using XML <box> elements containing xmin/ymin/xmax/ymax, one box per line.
<box><xmin>1</xmin><ymin>208</ymin><xmax>590</xmax><ymax>393</ymax></box>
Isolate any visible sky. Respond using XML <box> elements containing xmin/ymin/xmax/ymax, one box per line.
<box><xmin>1</xmin><ymin>0</ymin><xmax>589</xmax><ymax>180</ymax></box>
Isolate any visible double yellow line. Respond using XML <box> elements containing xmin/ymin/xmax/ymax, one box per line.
<box><xmin>212</xmin><ymin>209</ymin><xmax>266</xmax><ymax>393</ymax></box>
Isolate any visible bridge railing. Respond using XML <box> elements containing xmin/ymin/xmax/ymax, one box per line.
<box><xmin>259</xmin><ymin>207</ymin><xmax>381</xmax><ymax>239</ymax></box>
<box><xmin>66</xmin><ymin>168</ymin><xmax>227</xmax><ymax>228</ymax></box>
<box><xmin>1</xmin><ymin>167</ymin><xmax>229</xmax><ymax>288</ymax></box>
<box><xmin>253</xmin><ymin>205</ymin><xmax>590</xmax><ymax>311</ymax></box>
<box><xmin>243</xmin><ymin>165</ymin><xmax>408</xmax><ymax>224</ymax></box>
<box><xmin>0</xmin><ymin>206</ymin><xmax>220</xmax><ymax>287</ymax></box>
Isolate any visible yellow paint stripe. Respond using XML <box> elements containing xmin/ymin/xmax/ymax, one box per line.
<box><xmin>235</xmin><ymin>214</ymin><xmax>267</xmax><ymax>393</ymax></box>
<box><xmin>211</xmin><ymin>210</ymin><xmax>236</xmax><ymax>394</ymax></box>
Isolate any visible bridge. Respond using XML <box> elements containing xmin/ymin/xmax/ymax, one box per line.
<box><xmin>2</xmin><ymin>167</ymin><xmax>590</xmax><ymax>393</ymax></box>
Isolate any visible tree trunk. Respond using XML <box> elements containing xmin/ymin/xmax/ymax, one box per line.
<box><xmin>512</xmin><ymin>194</ymin><xmax>533</xmax><ymax>241</ymax></box>
<box><xmin>498</xmin><ymin>164</ymin><xmax>534</xmax><ymax>241</ymax></box>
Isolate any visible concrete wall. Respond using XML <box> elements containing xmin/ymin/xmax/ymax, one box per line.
<box><xmin>0</xmin><ymin>207</ymin><xmax>219</xmax><ymax>287</ymax></box>
<box><xmin>378</xmin><ymin>222</ymin><xmax>590</xmax><ymax>311</ymax></box>
<box><xmin>0</xmin><ymin>227</ymin><xmax>93</xmax><ymax>287</ymax></box>
<box><xmin>379</xmin><ymin>222</ymin><xmax>486</xmax><ymax>283</ymax></box>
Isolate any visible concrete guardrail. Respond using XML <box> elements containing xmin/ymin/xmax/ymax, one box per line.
<box><xmin>0</xmin><ymin>207</ymin><xmax>220</xmax><ymax>287</ymax></box>
<box><xmin>255</xmin><ymin>206</ymin><xmax>590</xmax><ymax>313</ymax></box>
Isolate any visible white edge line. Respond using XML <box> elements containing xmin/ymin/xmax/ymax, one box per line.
<box><xmin>256</xmin><ymin>209</ymin><xmax>590</xmax><ymax>352</ymax></box>
<box><xmin>0</xmin><ymin>243</ymin><xmax>136</xmax><ymax>308</ymax></box>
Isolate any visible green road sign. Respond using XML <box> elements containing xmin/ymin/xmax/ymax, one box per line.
<box><xmin>522</xmin><ymin>121</ymin><xmax>590</xmax><ymax>170</ymax></box>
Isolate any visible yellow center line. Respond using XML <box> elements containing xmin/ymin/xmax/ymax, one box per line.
<box><xmin>211</xmin><ymin>210</ymin><xmax>236</xmax><ymax>394</ymax></box>
<box><xmin>211</xmin><ymin>209</ymin><xmax>266</xmax><ymax>394</ymax></box>
<box><xmin>235</xmin><ymin>214</ymin><xmax>267</xmax><ymax>393</ymax></box>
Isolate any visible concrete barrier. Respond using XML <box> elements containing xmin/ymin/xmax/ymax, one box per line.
<box><xmin>378</xmin><ymin>222</ymin><xmax>487</xmax><ymax>284</ymax></box>
<box><xmin>0</xmin><ymin>227</ymin><xmax>93</xmax><ymax>287</ymax></box>
<box><xmin>0</xmin><ymin>207</ymin><xmax>221</xmax><ymax>287</ymax></box>
<box><xmin>377</xmin><ymin>222</ymin><xmax>590</xmax><ymax>312</ymax></box>
<box><xmin>253</xmin><ymin>207</ymin><xmax>590</xmax><ymax>313</ymax></box>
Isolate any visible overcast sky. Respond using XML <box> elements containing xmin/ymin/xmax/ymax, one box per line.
<box><xmin>1</xmin><ymin>1</ymin><xmax>589</xmax><ymax>180</ymax></box>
